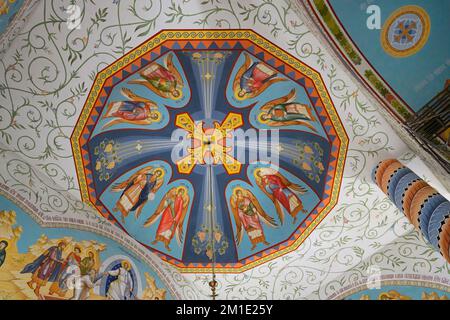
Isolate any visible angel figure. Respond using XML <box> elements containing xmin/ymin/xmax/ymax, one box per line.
<box><xmin>129</xmin><ymin>53</ymin><xmax>184</xmax><ymax>100</ymax></box>
<box><xmin>230</xmin><ymin>187</ymin><xmax>277</xmax><ymax>250</ymax></box>
<box><xmin>112</xmin><ymin>167</ymin><xmax>165</xmax><ymax>223</ymax></box>
<box><xmin>254</xmin><ymin>167</ymin><xmax>307</xmax><ymax>224</ymax></box>
<box><xmin>143</xmin><ymin>186</ymin><xmax>190</xmax><ymax>251</ymax></box>
<box><xmin>258</xmin><ymin>89</ymin><xmax>317</xmax><ymax>132</ymax></box>
<box><xmin>102</xmin><ymin>88</ymin><xmax>161</xmax><ymax>129</ymax></box>
<box><xmin>233</xmin><ymin>53</ymin><xmax>286</xmax><ymax>100</ymax></box>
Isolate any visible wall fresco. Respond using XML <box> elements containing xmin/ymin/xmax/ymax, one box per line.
<box><xmin>0</xmin><ymin>195</ymin><xmax>169</xmax><ymax>300</ymax></box>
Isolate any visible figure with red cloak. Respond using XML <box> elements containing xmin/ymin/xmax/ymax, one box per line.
<box><xmin>233</xmin><ymin>53</ymin><xmax>286</xmax><ymax>99</ymax></box>
<box><xmin>230</xmin><ymin>188</ymin><xmax>277</xmax><ymax>250</ymax></box>
<box><xmin>255</xmin><ymin>167</ymin><xmax>307</xmax><ymax>224</ymax></box>
<box><xmin>144</xmin><ymin>186</ymin><xmax>190</xmax><ymax>251</ymax></box>
<box><xmin>102</xmin><ymin>88</ymin><xmax>161</xmax><ymax>129</ymax></box>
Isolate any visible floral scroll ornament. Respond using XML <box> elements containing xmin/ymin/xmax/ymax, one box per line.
<box><xmin>292</xmin><ymin>141</ymin><xmax>324</xmax><ymax>183</ymax></box>
<box><xmin>94</xmin><ymin>139</ymin><xmax>121</xmax><ymax>182</ymax></box>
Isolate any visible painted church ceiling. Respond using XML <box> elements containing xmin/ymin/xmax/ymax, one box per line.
<box><xmin>72</xmin><ymin>31</ymin><xmax>348</xmax><ymax>271</ymax></box>
<box><xmin>0</xmin><ymin>0</ymin><xmax>38</xmax><ymax>58</ymax></box>
<box><xmin>306</xmin><ymin>0</ymin><xmax>449</xmax><ymax>119</ymax></box>
<box><xmin>0</xmin><ymin>0</ymin><xmax>448</xmax><ymax>299</ymax></box>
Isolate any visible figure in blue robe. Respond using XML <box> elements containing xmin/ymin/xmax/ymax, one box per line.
<box><xmin>20</xmin><ymin>241</ymin><xmax>67</xmax><ymax>297</ymax></box>
<box><xmin>112</xmin><ymin>167</ymin><xmax>163</xmax><ymax>223</ymax></box>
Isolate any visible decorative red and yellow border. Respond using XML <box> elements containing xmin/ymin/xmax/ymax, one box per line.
<box><xmin>71</xmin><ymin>30</ymin><xmax>348</xmax><ymax>273</ymax></box>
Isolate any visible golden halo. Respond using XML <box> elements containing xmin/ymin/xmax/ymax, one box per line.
<box><xmin>380</xmin><ymin>5</ymin><xmax>430</xmax><ymax>58</ymax></box>
<box><xmin>253</xmin><ymin>167</ymin><xmax>262</xmax><ymax>179</ymax></box>
<box><xmin>58</xmin><ymin>240</ymin><xmax>68</xmax><ymax>247</ymax></box>
<box><xmin>121</xmin><ymin>260</ymin><xmax>131</xmax><ymax>270</ymax></box>
<box><xmin>232</xmin><ymin>186</ymin><xmax>245</xmax><ymax>195</ymax></box>
<box><xmin>153</xmin><ymin>168</ymin><xmax>165</xmax><ymax>178</ymax></box>
<box><xmin>170</xmin><ymin>88</ymin><xmax>183</xmax><ymax>100</ymax></box>
<box><xmin>234</xmin><ymin>89</ymin><xmax>248</xmax><ymax>101</ymax></box>
<box><xmin>177</xmin><ymin>185</ymin><xmax>187</xmax><ymax>193</ymax></box>
<box><xmin>150</xmin><ymin>110</ymin><xmax>162</xmax><ymax>122</ymax></box>
<box><xmin>258</xmin><ymin>112</ymin><xmax>270</xmax><ymax>124</ymax></box>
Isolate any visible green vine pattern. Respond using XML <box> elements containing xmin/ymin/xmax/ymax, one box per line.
<box><xmin>0</xmin><ymin>0</ymin><xmax>447</xmax><ymax>300</ymax></box>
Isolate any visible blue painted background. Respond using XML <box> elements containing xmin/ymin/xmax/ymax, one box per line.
<box><xmin>328</xmin><ymin>0</ymin><xmax>450</xmax><ymax>111</ymax></box>
<box><xmin>0</xmin><ymin>0</ymin><xmax>24</xmax><ymax>37</ymax></box>
<box><xmin>0</xmin><ymin>194</ymin><xmax>172</xmax><ymax>299</ymax></box>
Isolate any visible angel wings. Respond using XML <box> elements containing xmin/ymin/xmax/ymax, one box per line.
<box><xmin>143</xmin><ymin>186</ymin><xmax>190</xmax><ymax>250</ymax></box>
<box><xmin>254</xmin><ymin>167</ymin><xmax>307</xmax><ymax>224</ymax></box>
<box><xmin>230</xmin><ymin>187</ymin><xmax>277</xmax><ymax>249</ymax></box>
<box><xmin>141</xmin><ymin>272</ymin><xmax>167</xmax><ymax>300</ymax></box>
<box><xmin>102</xmin><ymin>88</ymin><xmax>161</xmax><ymax>129</ymax></box>
<box><xmin>233</xmin><ymin>53</ymin><xmax>286</xmax><ymax>100</ymax></box>
<box><xmin>111</xmin><ymin>166</ymin><xmax>164</xmax><ymax>221</ymax></box>
<box><xmin>129</xmin><ymin>53</ymin><xmax>184</xmax><ymax>100</ymax></box>
<box><xmin>258</xmin><ymin>89</ymin><xmax>317</xmax><ymax>131</ymax></box>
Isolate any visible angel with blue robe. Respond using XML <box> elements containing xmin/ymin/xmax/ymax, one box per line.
<box><xmin>112</xmin><ymin>167</ymin><xmax>164</xmax><ymax>223</ymax></box>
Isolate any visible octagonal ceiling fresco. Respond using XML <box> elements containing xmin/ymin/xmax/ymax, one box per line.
<box><xmin>71</xmin><ymin>30</ymin><xmax>348</xmax><ymax>272</ymax></box>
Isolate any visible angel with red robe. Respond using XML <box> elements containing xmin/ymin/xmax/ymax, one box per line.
<box><xmin>258</xmin><ymin>89</ymin><xmax>317</xmax><ymax>132</ymax></box>
<box><xmin>233</xmin><ymin>53</ymin><xmax>286</xmax><ymax>100</ymax></box>
<box><xmin>129</xmin><ymin>53</ymin><xmax>184</xmax><ymax>100</ymax></box>
<box><xmin>112</xmin><ymin>167</ymin><xmax>164</xmax><ymax>223</ymax></box>
<box><xmin>143</xmin><ymin>186</ymin><xmax>190</xmax><ymax>251</ymax></box>
<box><xmin>102</xmin><ymin>88</ymin><xmax>161</xmax><ymax>129</ymax></box>
<box><xmin>255</xmin><ymin>167</ymin><xmax>307</xmax><ymax>224</ymax></box>
<box><xmin>230</xmin><ymin>187</ymin><xmax>277</xmax><ymax>250</ymax></box>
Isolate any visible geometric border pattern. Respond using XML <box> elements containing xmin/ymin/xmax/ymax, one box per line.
<box><xmin>71</xmin><ymin>30</ymin><xmax>349</xmax><ymax>273</ymax></box>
